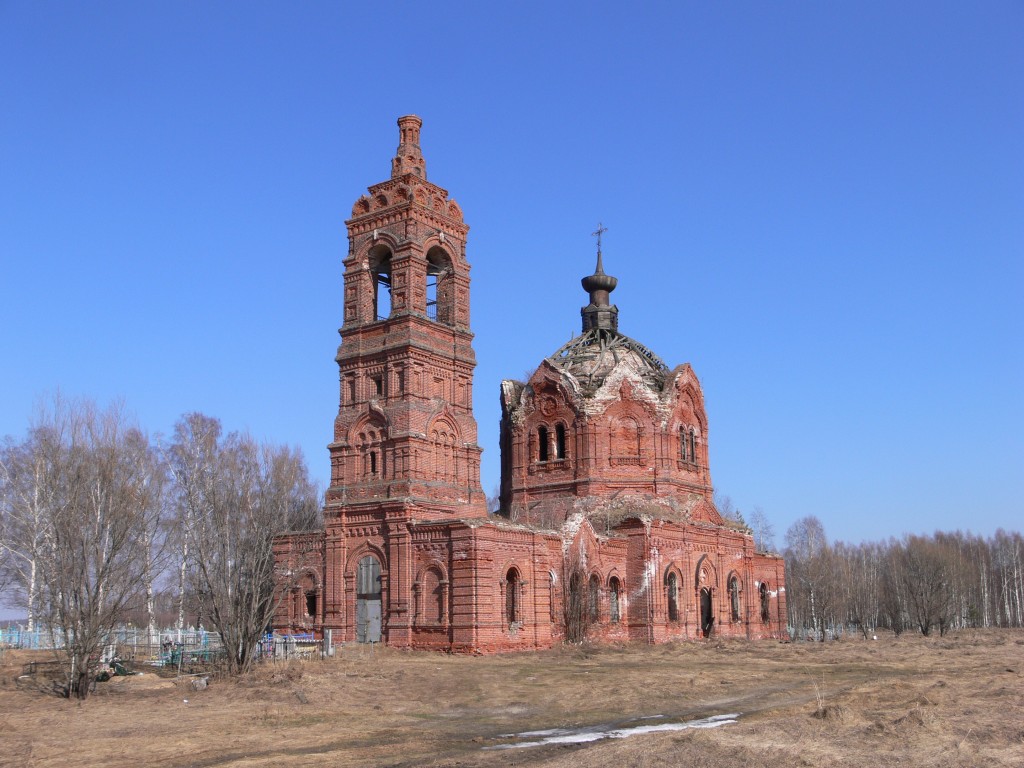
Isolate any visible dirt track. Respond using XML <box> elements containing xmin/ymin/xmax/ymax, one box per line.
<box><xmin>1</xmin><ymin>630</ymin><xmax>1022</xmax><ymax>767</ymax></box>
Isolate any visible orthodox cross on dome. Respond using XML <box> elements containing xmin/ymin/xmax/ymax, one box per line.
<box><xmin>591</xmin><ymin>222</ymin><xmax>608</xmax><ymax>270</ymax></box>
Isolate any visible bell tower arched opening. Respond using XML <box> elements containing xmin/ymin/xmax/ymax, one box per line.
<box><xmin>368</xmin><ymin>244</ymin><xmax>393</xmax><ymax>321</ymax></box>
<box><xmin>425</xmin><ymin>246</ymin><xmax>454</xmax><ymax>324</ymax></box>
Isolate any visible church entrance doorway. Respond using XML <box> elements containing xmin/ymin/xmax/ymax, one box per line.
<box><xmin>700</xmin><ymin>587</ymin><xmax>714</xmax><ymax>637</ymax></box>
<box><xmin>356</xmin><ymin>555</ymin><xmax>382</xmax><ymax>643</ymax></box>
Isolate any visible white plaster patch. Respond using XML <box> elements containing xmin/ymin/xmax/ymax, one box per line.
<box><xmin>559</xmin><ymin>512</ymin><xmax>586</xmax><ymax>554</ymax></box>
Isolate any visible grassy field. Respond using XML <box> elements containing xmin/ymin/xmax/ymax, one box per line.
<box><xmin>1</xmin><ymin>630</ymin><xmax>1021</xmax><ymax>767</ymax></box>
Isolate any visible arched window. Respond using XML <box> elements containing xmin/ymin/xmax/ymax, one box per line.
<box><xmin>729</xmin><ymin>576</ymin><xmax>741</xmax><ymax>622</ymax></box>
<box><xmin>700</xmin><ymin>587</ymin><xmax>714</xmax><ymax>636</ymax></box>
<box><xmin>609</xmin><ymin>577</ymin><xmax>621</xmax><ymax>624</ymax></box>
<box><xmin>555</xmin><ymin>423</ymin><xmax>566</xmax><ymax>460</ymax></box>
<box><xmin>505</xmin><ymin>568</ymin><xmax>519</xmax><ymax>625</ymax></box>
<box><xmin>759</xmin><ymin>582</ymin><xmax>770</xmax><ymax>623</ymax></box>
<box><xmin>667</xmin><ymin>572</ymin><xmax>679</xmax><ymax>622</ymax></box>
<box><xmin>299</xmin><ymin>572</ymin><xmax>318</xmax><ymax>620</ymax></box>
<box><xmin>588</xmin><ymin>574</ymin><xmax>600</xmax><ymax>622</ymax></box>
<box><xmin>680</xmin><ymin>426</ymin><xmax>688</xmax><ymax>461</ymax></box>
<box><xmin>689</xmin><ymin>429</ymin><xmax>697</xmax><ymax>466</ymax></box>
<box><xmin>538</xmin><ymin>426</ymin><xmax>549</xmax><ymax>462</ymax></box>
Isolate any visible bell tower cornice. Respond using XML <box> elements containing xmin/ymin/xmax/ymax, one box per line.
<box><xmin>346</xmin><ymin>116</ymin><xmax>467</xmax><ymax>242</ymax></box>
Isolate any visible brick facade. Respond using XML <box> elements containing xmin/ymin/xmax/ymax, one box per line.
<box><xmin>273</xmin><ymin>116</ymin><xmax>787</xmax><ymax>650</ymax></box>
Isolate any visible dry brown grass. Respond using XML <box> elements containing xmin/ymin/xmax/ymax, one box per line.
<box><xmin>1</xmin><ymin>630</ymin><xmax>1022</xmax><ymax>767</ymax></box>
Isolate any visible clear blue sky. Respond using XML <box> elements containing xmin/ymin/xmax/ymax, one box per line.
<box><xmin>2</xmin><ymin>1</ymin><xmax>1021</xmax><ymax>547</ymax></box>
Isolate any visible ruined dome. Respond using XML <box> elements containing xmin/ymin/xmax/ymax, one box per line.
<box><xmin>549</xmin><ymin>327</ymin><xmax>669</xmax><ymax>394</ymax></box>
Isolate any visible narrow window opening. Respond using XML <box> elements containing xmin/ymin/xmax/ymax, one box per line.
<box><xmin>549</xmin><ymin>572</ymin><xmax>557</xmax><ymax>623</ymax></box>
<box><xmin>369</xmin><ymin>451</ymin><xmax>377</xmax><ymax>475</ymax></box>
<box><xmin>538</xmin><ymin>426</ymin><xmax>549</xmax><ymax>462</ymax></box>
<box><xmin>680</xmin><ymin>426</ymin><xmax>688</xmax><ymax>461</ymax></box>
<box><xmin>760</xmin><ymin>582</ymin><xmax>770</xmax><ymax>623</ymax></box>
<box><xmin>667</xmin><ymin>573</ymin><xmax>679</xmax><ymax>621</ymax></box>
<box><xmin>700</xmin><ymin>587</ymin><xmax>714</xmax><ymax>637</ymax></box>
<box><xmin>305</xmin><ymin>592</ymin><xmax>317</xmax><ymax>617</ymax></box>
<box><xmin>505</xmin><ymin>569</ymin><xmax>519</xmax><ymax>625</ymax></box>
<box><xmin>609</xmin><ymin>577</ymin><xmax>620</xmax><ymax>623</ymax></box>
<box><xmin>730</xmin><ymin>577</ymin><xmax>741</xmax><ymax>622</ymax></box>
<box><xmin>555</xmin><ymin>423</ymin><xmax>566</xmax><ymax>459</ymax></box>
<box><xmin>689</xmin><ymin>430</ymin><xmax>697</xmax><ymax>465</ymax></box>
<box><xmin>372</xmin><ymin>375</ymin><xmax>384</xmax><ymax>397</ymax></box>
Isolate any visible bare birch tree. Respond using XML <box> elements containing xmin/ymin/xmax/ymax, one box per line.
<box><xmin>748</xmin><ymin>506</ymin><xmax>776</xmax><ymax>552</ymax></box>
<box><xmin>0</xmin><ymin>399</ymin><xmax>167</xmax><ymax>699</ymax></box>
<box><xmin>168</xmin><ymin>414</ymin><xmax>320</xmax><ymax>674</ymax></box>
<box><xmin>784</xmin><ymin>515</ymin><xmax>831</xmax><ymax>640</ymax></box>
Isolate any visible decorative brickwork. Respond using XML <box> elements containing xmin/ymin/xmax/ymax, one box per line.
<box><xmin>274</xmin><ymin>117</ymin><xmax>787</xmax><ymax>650</ymax></box>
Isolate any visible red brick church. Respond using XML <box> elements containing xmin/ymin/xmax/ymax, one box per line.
<box><xmin>273</xmin><ymin>116</ymin><xmax>786</xmax><ymax>651</ymax></box>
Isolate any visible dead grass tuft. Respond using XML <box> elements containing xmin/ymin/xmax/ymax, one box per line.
<box><xmin>894</xmin><ymin>705</ymin><xmax>936</xmax><ymax>729</ymax></box>
<box><xmin>811</xmin><ymin>703</ymin><xmax>850</xmax><ymax>722</ymax></box>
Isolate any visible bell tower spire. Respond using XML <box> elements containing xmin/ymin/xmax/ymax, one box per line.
<box><xmin>391</xmin><ymin>114</ymin><xmax>427</xmax><ymax>179</ymax></box>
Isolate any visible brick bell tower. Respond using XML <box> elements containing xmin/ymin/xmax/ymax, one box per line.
<box><xmin>322</xmin><ymin>116</ymin><xmax>486</xmax><ymax>643</ymax></box>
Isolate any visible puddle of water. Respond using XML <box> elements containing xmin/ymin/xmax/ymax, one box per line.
<box><xmin>485</xmin><ymin>713</ymin><xmax>740</xmax><ymax>750</ymax></box>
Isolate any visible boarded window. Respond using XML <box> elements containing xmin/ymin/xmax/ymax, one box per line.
<box><xmin>423</xmin><ymin>568</ymin><xmax>444</xmax><ymax>624</ymax></box>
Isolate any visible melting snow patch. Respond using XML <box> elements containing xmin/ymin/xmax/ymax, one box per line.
<box><xmin>485</xmin><ymin>713</ymin><xmax>739</xmax><ymax>750</ymax></box>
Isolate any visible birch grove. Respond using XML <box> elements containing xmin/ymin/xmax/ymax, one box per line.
<box><xmin>784</xmin><ymin>519</ymin><xmax>1024</xmax><ymax>637</ymax></box>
